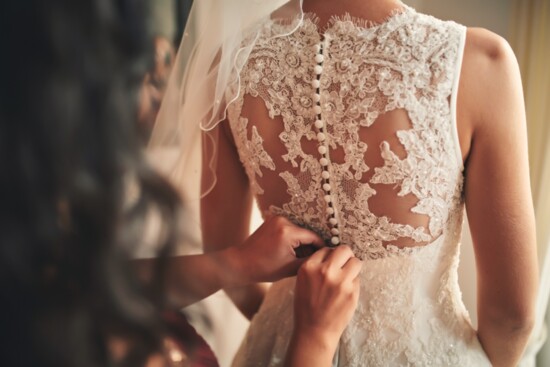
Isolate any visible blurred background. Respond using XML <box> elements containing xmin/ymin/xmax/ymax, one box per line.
<box><xmin>141</xmin><ymin>0</ymin><xmax>549</xmax><ymax>365</ymax></box>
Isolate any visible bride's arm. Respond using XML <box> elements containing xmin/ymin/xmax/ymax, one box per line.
<box><xmin>200</xmin><ymin>121</ymin><xmax>267</xmax><ymax>319</ymax></box>
<box><xmin>461</xmin><ymin>28</ymin><xmax>538</xmax><ymax>366</ymax></box>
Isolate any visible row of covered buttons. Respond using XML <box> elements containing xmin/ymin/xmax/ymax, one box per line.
<box><xmin>313</xmin><ymin>40</ymin><xmax>340</xmax><ymax>247</ymax></box>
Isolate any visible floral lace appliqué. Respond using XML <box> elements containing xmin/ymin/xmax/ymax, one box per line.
<box><xmin>228</xmin><ymin>8</ymin><xmax>464</xmax><ymax>260</ymax></box>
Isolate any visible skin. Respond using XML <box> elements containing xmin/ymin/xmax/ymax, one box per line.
<box><xmin>202</xmin><ymin>0</ymin><xmax>538</xmax><ymax>365</ymax></box>
<box><xmin>458</xmin><ymin>27</ymin><xmax>538</xmax><ymax>366</ymax></box>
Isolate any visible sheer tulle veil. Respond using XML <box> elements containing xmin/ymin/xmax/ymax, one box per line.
<box><xmin>148</xmin><ymin>0</ymin><xmax>304</xmax><ymax>238</ymax></box>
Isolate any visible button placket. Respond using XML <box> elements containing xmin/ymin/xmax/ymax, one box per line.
<box><xmin>312</xmin><ymin>38</ymin><xmax>340</xmax><ymax>247</ymax></box>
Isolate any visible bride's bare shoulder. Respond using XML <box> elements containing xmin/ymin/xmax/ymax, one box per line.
<box><xmin>464</xmin><ymin>27</ymin><xmax>512</xmax><ymax>58</ymax></box>
<box><xmin>461</xmin><ymin>27</ymin><xmax>519</xmax><ymax>89</ymax></box>
<box><xmin>459</xmin><ymin>27</ymin><xmax>522</xmax><ymax>131</ymax></box>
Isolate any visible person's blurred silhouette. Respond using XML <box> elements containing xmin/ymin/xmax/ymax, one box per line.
<box><xmin>137</xmin><ymin>0</ymin><xmax>190</xmax><ymax>140</ymax></box>
<box><xmin>0</xmin><ymin>2</ymin><xmax>180</xmax><ymax>365</ymax></box>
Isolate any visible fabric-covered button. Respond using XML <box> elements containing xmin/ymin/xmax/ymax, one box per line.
<box><xmin>331</xmin><ymin>236</ymin><xmax>341</xmax><ymax>245</ymax></box>
<box><xmin>320</xmin><ymin>157</ymin><xmax>329</xmax><ymax>166</ymax></box>
<box><xmin>314</xmin><ymin>65</ymin><xmax>323</xmax><ymax>74</ymax></box>
<box><xmin>318</xmin><ymin>145</ymin><xmax>327</xmax><ymax>155</ymax></box>
<box><xmin>321</xmin><ymin>171</ymin><xmax>330</xmax><ymax>179</ymax></box>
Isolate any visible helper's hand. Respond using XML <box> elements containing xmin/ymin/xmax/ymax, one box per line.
<box><xmin>230</xmin><ymin>216</ymin><xmax>325</xmax><ymax>283</ymax></box>
<box><xmin>287</xmin><ymin>246</ymin><xmax>362</xmax><ymax>366</ymax></box>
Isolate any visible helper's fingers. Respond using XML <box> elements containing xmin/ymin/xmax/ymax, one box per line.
<box><xmin>341</xmin><ymin>257</ymin><xmax>363</xmax><ymax>282</ymax></box>
<box><xmin>289</xmin><ymin>226</ymin><xmax>325</xmax><ymax>249</ymax></box>
<box><xmin>323</xmin><ymin>245</ymin><xmax>356</xmax><ymax>270</ymax></box>
<box><xmin>302</xmin><ymin>246</ymin><xmax>331</xmax><ymax>264</ymax></box>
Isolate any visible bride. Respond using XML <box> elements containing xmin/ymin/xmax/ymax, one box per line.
<box><xmin>151</xmin><ymin>0</ymin><xmax>538</xmax><ymax>365</ymax></box>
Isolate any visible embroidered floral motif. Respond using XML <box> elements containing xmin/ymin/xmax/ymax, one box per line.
<box><xmin>228</xmin><ymin>99</ymin><xmax>276</xmax><ymax>195</ymax></box>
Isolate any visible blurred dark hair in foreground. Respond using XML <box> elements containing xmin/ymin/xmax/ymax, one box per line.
<box><xmin>0</xmin><ymin>1</ymin><xmax>181</xmax><ymax>366</ymax></box>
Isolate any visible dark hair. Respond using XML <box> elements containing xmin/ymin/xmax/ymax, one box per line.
<box><xmin>0</xmin><ymin>1</ymin><xmax>181</xmax><ymax>366</ymax></box>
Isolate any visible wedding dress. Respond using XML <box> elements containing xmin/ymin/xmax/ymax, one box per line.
<box><xmin>227</xmin><ymin>5</ymin><xmax>492</xmax><ymax>366</ymax></box>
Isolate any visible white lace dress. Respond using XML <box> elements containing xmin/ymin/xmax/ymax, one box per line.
<box><xmin>227</xmin><ymin>6</ymin><xmax>492</xmax><ymax>367</ymax></box>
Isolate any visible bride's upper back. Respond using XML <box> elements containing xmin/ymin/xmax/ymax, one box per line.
<box><xmin>226</xmin><ymin>2</ymin><xmax>467</xmax><ymax>259</ymax></box>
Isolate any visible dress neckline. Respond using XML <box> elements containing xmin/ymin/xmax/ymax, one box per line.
<box><xmin>303</xmin><ymin>4</ymin><xmax>414</xmax><ymax>34</ymax></box>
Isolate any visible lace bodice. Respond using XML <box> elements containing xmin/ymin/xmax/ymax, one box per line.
<box><xmin>229</xmin><ymin>6</ymin><xmax>492</xmax><ymax>366</ymax></box>
<box><xmin>227</xmin><ymin>6</ymin><xmax>465</xmax><ymax>260</ymax></box>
